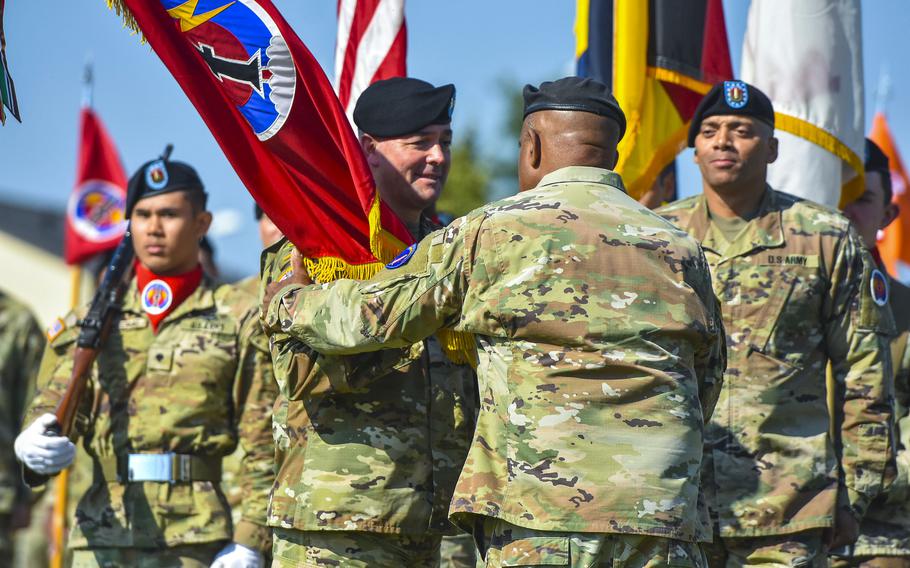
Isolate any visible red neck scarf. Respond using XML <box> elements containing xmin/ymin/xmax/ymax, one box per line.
<box><xmin>135</xmin><ymin>262</ymin><xmax>203</xmax><ymax>333</ymax></box>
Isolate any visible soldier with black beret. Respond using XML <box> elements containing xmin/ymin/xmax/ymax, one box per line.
<box><xmin>16</xmin><ymin>148</ymin><xmax>277</xmax><ymax>567</ymax></box>
<box><xmin>261</xmin><ymin>78</ymin><xmax>478</xmax><ymax>567</ymax></box>
<box><xmin>659</xmin><ymin>82</ymin><xmax>894</xmax><ymax>567</ymax></box>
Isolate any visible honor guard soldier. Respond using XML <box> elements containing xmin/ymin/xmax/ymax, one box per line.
<box><xmin>14</xmin><ymin>151</ymin><xmax>277</xmax><ymax>568</ymax></box>
<box><xmin>260</xmin><ymin>78</ymin><xmax>477</xmax><ymax>567</ymax></box>
<box><xmin>832</xmin><ymin>140</ymin><xmax>910</xmax><ymax>568</ymax></box>
<box><xmin>0</xmin><ymin>290</ymin><xmax>44</xmax><ymax>559</ymax></box>
<box><xmin>658</xmin><ymin>82</ymin><xmax>895</xmax><ymax>567</ymax></box>
<box><xmin>263</xmin><ymin>76</ymin><xmax>727</xmax><ymax>568</ymax></box>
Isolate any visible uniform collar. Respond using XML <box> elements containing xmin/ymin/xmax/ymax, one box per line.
<box><xmin>122</xmin><ymin>274</ymin><xmax>216</xmax><ymax>325</ymax></box>
<box><xmin>536</xmin><ymin>166</ymin><xmax>627</xmax><ymax>192</ymax></box>
<box><xmin>684</xmin><ymin>187</ymin><xmax>785</xmax><ymax>260</ymax></box>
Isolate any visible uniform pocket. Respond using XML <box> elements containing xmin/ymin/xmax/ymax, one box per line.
<box><xmin>498</xmin><ymin>536</ymin><xmax>570</xmax><ymax>566</ymax></box>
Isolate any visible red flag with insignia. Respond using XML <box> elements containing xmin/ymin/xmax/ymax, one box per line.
<box><xmin>64</xmin><ymin>105</ymin><xmax>128</xmax><ymax>265</ymax></box>
<box><xmin>103</xmin><ymin>0</ymin><xmax>413</xmax><ymax>279</ymax></box>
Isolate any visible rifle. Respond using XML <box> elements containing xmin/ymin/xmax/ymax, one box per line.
<box><xmin>54</xmin><ymin>225</ymin><xmax>134</xmax><ymax>440</ymax></box>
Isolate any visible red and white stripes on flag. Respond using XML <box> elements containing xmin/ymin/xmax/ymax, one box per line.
<box><xmin>334</xmin><ymin>0</ymin><xmax>407</xmax><ymax>125</ymax></box>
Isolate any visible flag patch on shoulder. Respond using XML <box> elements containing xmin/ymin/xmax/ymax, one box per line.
<box><xmin>46</xmin><ymin>317</ymin><xmax>66</xmax><ymax>342</ymax></box>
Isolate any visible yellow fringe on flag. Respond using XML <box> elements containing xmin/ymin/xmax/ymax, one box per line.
<box><xmin>105</xmin><ymin>0</ymin><xmax>145</xmax><ymax>41</ymax></box>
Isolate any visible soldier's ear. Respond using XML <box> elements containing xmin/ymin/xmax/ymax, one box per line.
<box><xmin>361</xmin><ymin>134</ymin><xmax>381</xmax><ymax>166</ymax></box>
<box><xmin>196</xmin><ymin>210</ymin><xmax>213</xmax><ymax>238</ymax></box>
<box><xmin>526</xmin><ymin>125</ymin><xmax>541</xmax><ymax>169</ymax></box>
<box><xmin>767</xmin><ymin>136</ymin><xmax>779</xmax><ymax>165</ymax></box>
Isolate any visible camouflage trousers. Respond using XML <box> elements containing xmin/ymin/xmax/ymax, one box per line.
<box><xmin>831</xmin><ymin>556</ymin><xmax>910</xmax><ymax>568</ymax></box>
<box><xmin>70</xmin><ymin>542</ymin><xmax>224</xmax><ymax>568</ymax></box>
<box><xmin>271</xmin><ymin>528</ymin><xmax>441</xmax><ymax>567</ymax></box>
<box><xmin>702</xmin><ymin>530</ymin><xmax>827</xmax><ymax>568</ymax></box>
<box><xmin>478</xmin><ymin>518</ymin><xmax>707</xmax><ymax>567</ymax></box>
<box><xmin>440</xmin><ymin>532</ymin><xmax>478</xmax><ymax>567</ymax></box>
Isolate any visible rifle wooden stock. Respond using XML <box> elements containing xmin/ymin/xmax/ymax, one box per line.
<box><xmin>50</xmin><ymin>227</ymin><xmax>134</xmax><ymax>443</ymax></box>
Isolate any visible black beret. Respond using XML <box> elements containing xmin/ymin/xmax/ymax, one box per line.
<box><xmin>865</xmin><ymin>138</ymin><xmax>890</xmax><ymax>175</ymax></box>
<box><xmin>254</xmin><ymin>203</ymin><xmax>264</xmax><ymax>220</ymax></box>
<box><xmin>353</xmin><ymin>77</ymin><xmax>455</xmax><ymax>138</ymax></box>
<box><xmin>687</xmin><ymin>81</ymin><xmax>775</xmax><ymax>147</ymax></box>
<box><xmin>126</xmin><ymin>151</ymin><xmax>206</xmax><ymax>218</ymax></box>
<box><xmin>522</xmin><ymin>77</ymin><xmax>627</xmax><ymax>140</ymax></box>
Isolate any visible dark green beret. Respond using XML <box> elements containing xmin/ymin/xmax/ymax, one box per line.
<box><xmin>126</xmin><ymin>150</ymin><xmax>206</xmax><ymax>218</ymax></box>
<box><xmin>687</xmin><ymin>81</ymin><xmax>775</xmax><ymax>147</ymax></box>
<box><xmin>522</xmin><ymin>76</ymin><xmax>627</xmax><ymax>140</ymax></box>
<box><xmin>353</xmin><ymin>77</ymin><xmax>456</xmax><ymax>138</ymax></box>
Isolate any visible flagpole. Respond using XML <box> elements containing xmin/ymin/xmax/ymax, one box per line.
<box><xmin>874</xmin><ymin>65</ymin><xmax>891</xmax><ymax>116</ymax></box>
<box><xmin>50</xmin><ymin>58</ymin><xmax>94</xmax><ymax>568</ymax></box>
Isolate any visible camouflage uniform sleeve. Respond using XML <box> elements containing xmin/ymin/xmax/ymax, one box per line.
<box><xmin>825</xmin><ymin>231</ymin><xmax>895</xmax><ymax>518</ymax></box>
<box><xmin>886</xmin><ymin>332</ymin><xmax>910</xmax><ymax>505</ymax></box>
<box><xmin>687</xmin><ymin>248</ymin><xmax>726</xmax><ymax>422</ymax></box>
<box><xmin>231</xmin><ymin>306</ymin><xmax>278</xmax><ymax>553</ymax></box>
<box><xmin>12</xmin><ymin>310</ymin><xmax>45</xmax><ymax>441</ymax></box>
<box><xmin>23</xmin><ymin>314</ymin><xmax>88</xmax><ymax>432</ymax></box>
<box><xmin>265</xmin><ymin>216</ymin><xmax>481</xmax><ymax>355</ymax></box>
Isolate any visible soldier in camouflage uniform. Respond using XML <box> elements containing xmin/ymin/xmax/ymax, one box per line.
<box><xmin>260</xmin><ymin>77</ymin><xmax>478</xmax><ymax>567</ymax></box>
<box><xmin>262</xmin><ymin>77</ymin><xmax>727</xmax><ymax>567</ymax></box>
<box><xmin>14</xmin><ymin>153</ymin><xmax>276</xmax><ymax>568</ymax></box>
<box><xmin>658</xmin><ymin>82</ymin><xmax>895</xmax><ymax>567</ymax></box>
<box><xmin>0</xmin><ymin>290</ymin><xmax>44</xmax><ymax>558</ymax></box>
<box><xmin>831</xmin><ymin>140</ymin><xmax>910</xmax><ymax>568</ymax></box>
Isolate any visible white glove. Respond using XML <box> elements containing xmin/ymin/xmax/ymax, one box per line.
<box><xmin>210</xmin><ymin>543</ymin><xmax>264</xmax><ymax>568</ymax></box>
<box><xmin>14</xmin><ymin>414</ymin><xmax>76</xmax><ymax>475</ymax></box>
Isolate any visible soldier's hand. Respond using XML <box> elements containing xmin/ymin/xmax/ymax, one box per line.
<box><xmin>14</xmin><ymin>414</ymin><xmax>76</xmax><ymax>475</ymax></box>
<box><xmin>210</xmin><ymin>542</ymin><xmax>264</xmax><ymax>568</ymax></box>
<box><xmin>827</xmin><ymin>505</ymin><xmax>860</xmax><ymax>549</ymax></box>
<box><xmin>261</xmin><ymin>247</ymin><xmax>312</xmax><ymax>316</ymax></box>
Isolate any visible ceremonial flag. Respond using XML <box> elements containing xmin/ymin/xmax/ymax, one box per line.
<box><xmin>103</xmin><ymin>0</ymin><xmax>413</xmax><ymax>280</ymax></box>
<box><xmin>575</xmin><ymin>0</ymin><xmax>732</xmax><ymax>199</ymax></box>
<box><xmin>870</xmin><ymin>112</ymin><xmax>910</xmax><ymax>284</ymax></box>
<box><xmin>0</xmin><ymin>0</ymin><xmax>21</xmax><ymax>124</ymax></box>
<box><xmin>64</xmin><ymin>88</ymin><xmax>128</xmax><ymax>265</ymax></box>
<box><xmin>742</xmin><ymin>0</ymin><xmax>865</xmax><ymax>209</ymax></box>
<box><xmin>334</xmin><ymin>0</ymin><xmax>407</xmax><ymax>125</ymax></box>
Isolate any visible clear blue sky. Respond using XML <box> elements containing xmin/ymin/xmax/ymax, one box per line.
<box><xmin>1</xmin><ymin>1</ymin><xmax>907</xmax><ymax>277</ymax></box>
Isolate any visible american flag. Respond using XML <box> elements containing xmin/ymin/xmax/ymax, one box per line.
<box><xmin>334</xmin><ymin>0</ymin><xmax>407</xmax><ymax>125</ymax></box>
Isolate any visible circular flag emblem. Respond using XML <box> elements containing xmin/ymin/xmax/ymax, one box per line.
<box><xmin>145</xmin><ymin>159</ymin><xmax>169</xmax><ymax>191</ymax></box>
<box><xmin>66</xmin><ymin>180</ymin><xmax>127</xmax><ymax>242</ymax></box>
<box><xmin>870</xmin><ymin>269</ymin><xmax>889</xmax><ymax>307</ymax></box>
<box><xmin>142</xmin><ymin>279</ymin><xmax>174</xmax><ymax>315</ymax></box>
<box><xmin>164</xmin><ymin>0</ymin><xmax>297</xmax><ymax>141</ymax></box>
<box><xmin>724</xmin><ymin>80</ymin><xmax>749</xmax><ymax>109</ymax></box>
<box><xmin>386</xmin><ymin>244</ymin><xmax>417</xmax><ymax>269</ymax></box>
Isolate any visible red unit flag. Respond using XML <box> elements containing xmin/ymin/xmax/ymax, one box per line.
<box><xmin>64</xmin><ymin>107</ymin><xmax>128</xmax><ymax>265</ymax></box>
<box><xmin>104</xmin><ymin>0</ymin><xmax>413</xmax><ymax>279</ymax></box>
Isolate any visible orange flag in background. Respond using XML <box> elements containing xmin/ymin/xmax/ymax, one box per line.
<box><xmin>870</xmin><ymin>112</ymin><xmax>910</xmax><ymax>283</ymax></box>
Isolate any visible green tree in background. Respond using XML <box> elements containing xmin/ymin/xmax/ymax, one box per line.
<box><xmin>436</xmin><ymin>80</ymin><xmax>525</xmax><ymax>217</ymax></box>
<box><xmin>437</xmin><ymin>127</ymin><xmax>490</xmax><ymax>217</ymax></box>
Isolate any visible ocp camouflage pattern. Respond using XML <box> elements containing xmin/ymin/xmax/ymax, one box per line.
<box><xmin>658</xmin><ymin>189</ymin><xmax>895</xmax><ymax>537</ymax></box>
<box><xmin>23</xmin><ymin>277</ymin><xmax>276</xmax><ymax>552</ymax></box>
<box><xmin>270</xmin><ymin>166</ymin><xmax>726</xmax><ymax>541</ymax></box>
<box><xmin>853</xmin><ymin>274</ymin><xmax>910</xmax><ymax>557</ymax></box>
<box><xmin>260</xmin><ymin>237</ymin><xmax>476</xmax><ymax>537</ymax></box>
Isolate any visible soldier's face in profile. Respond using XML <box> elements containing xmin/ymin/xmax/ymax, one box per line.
<box><xmin>693</xmin><ymin>115</ymin><xmax>777</xmax><ymax>191</ymax></box>
<box><xmin>365</xmin><ymin>124</ymin><xmax>453</xmax><ymax>217</ymax></box>
<box><xmin>843</xmin><ymin>171</ymin><xmax>899</xmax><ymax>249</ymax></box>
<box><xmin>131</xmin><ymin>191</ymin><xmax>212</xmax><ymax>275</ymax></box>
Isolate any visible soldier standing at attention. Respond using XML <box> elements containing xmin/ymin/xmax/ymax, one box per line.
<box><xmin>658</xmin><ymin>81</ymin><xmax>895</xmax><ymax>567</ymax></box>
<box><xmin>0</xmin><ymin>290</ymin><xmax>44</xmax><ymax>559</ymax></box>
<box><xmin>263</xmin><ymin>76</ymin><xmax>727</xmax><ymax>568</ymax></box>
<box><xmin>831</xmin><ymin>139</ymin><xmax>910</xmax><ymax>568</ymax></box>
<box><xmin>260</xmin><ymin>77</ymin><xmax>477</xmax><ymax>567</ymax></box>
<box><xmin>13</xmin><ymin>152</ymin><xmax>276</xmax><ymax>568</ymax></box>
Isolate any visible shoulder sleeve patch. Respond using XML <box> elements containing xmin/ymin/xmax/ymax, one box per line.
<box><xmin>871</xmin><ymin>269</ymin><xmax>889</xmax><ymax>307</ymax></box>
<box><xmin>46</xmin><ymin>317</ymin><xmax>66</xmax><ymax>342</ymax></box>
<box><xmin>386</xmin><ymin>244</ymin><xmax>417</xmax><ymax>269</ymax></box>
